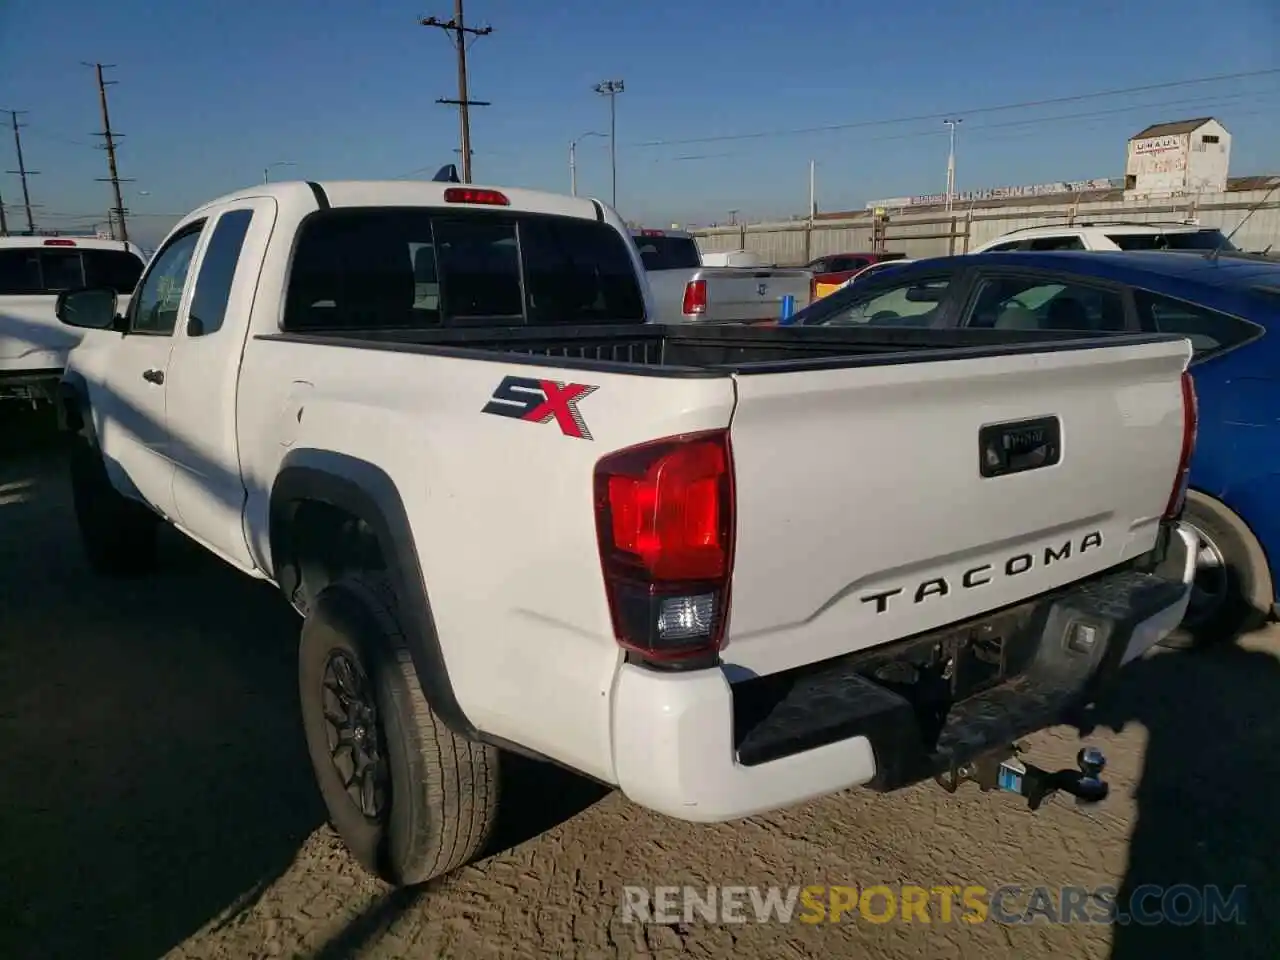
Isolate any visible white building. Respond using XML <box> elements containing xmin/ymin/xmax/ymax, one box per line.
<box><xmin>1124</xmin><ymin>117</ymin><xmax>1231</xmax><ymax>199</ymax></box>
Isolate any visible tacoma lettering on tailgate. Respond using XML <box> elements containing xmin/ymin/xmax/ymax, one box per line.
<box><xmin>860</xmin><ymin>531</ymin><xmax>1104</xmax><ymax>614</ymax></box>
<box><xmin>481</xmin><ymin>375</ymin><xmax>599</xmax><ymax>440</ymax></box>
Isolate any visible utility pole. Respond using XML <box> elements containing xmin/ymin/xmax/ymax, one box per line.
<box><xmin>808</xmin><ymin>159</ymin><xmax>816</xmax><ymax>220</ymax></box>
<box><xmin>420</xmin><ymin>1</ymin><xmax>492</xmax><ymax>184</ymax></box>
<box><xmin>943</xmin><ymin>118</ymin><xmax>962</xmax><ymax>213</ymax></box>
<box><xmin>5</xmin><ymin>110</ymin><xmax>38</xmax><ymax>234</ymax></box>
<box><xmin>593</xmin><ymin>79</ymin><xmax>624</xmax><ymax>209</ymax></box>
<box><xmin>85</xmin><ymin>62</ymin><xmax>132</xmax><ymax>242</ymax></box>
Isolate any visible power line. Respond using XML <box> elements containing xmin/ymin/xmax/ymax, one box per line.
<box><xmin>84</xmin><ymin>61</ymin><xmax>133</xmax><ymax>242</ymax></box>
<box><xmin>624</xmin><ymin>67</ymin><xmax>1280</xmax><ymax>149</ymax></box>
<box><xmin>4</xmin><ymin>109</ymin><xmax>39</xmax><ymax>233</ymax></box>
<box><xmin>420</xmin><ymin>0</ymin><xmax>493</xmax><ymax>184</ymax></box>
<box><xmin>641</xmin><ymin>88</ymin><xmax>1280</xmax><ymax>166</ymax></box>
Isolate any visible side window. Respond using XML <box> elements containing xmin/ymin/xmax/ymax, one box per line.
<box><xmin>1134</xmin><ymin>290</ymin><xmax>1262</xmax><ymax>361</ymax></box>
<box><xmin>964</xmin><ymin>276</ymin><xmax>1128</xmax><ymax>332</ymax></box>
<box><xmin>187</xmin><ymin>209</ymin><xmax>254</xmax><ymax>336</ymax></box>
<box><xmin>1028</xmin><ymin>235</ymin><xmax>1085</xmax><ymax>251</ymax></box>
<box><xmin>519</xmin><ymin>217</ymin><xmax>646</xmax><ymax>325</ymax></box>
<box><xmin>801</xmin><ymin>273</ymin><xmax>954</xmax><ymax>327</ymax></box>
<box><xmin>434</xmin><ymin>218</ymin><xmax>523</xmax><ymax>324</ymax></box>
<box><xmin>985</xmin><ymin>240</ymin><xmax>1025</xmax><ymax>252</ymax></box>
<box><xmin>130</xmin><ymin>225</ymin><xmax>205</xmax><ymax>335</ymax></box>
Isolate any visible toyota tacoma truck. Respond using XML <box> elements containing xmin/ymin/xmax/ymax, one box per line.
<box><xmin>630</xmin><ymin>227</ymin><xmax>814</xmax><ymax>323</ymax></box>
<box><xmin>54</xmin><ymin>178</ymin><xmax>1198</xmax><ymax>888</ymax></box>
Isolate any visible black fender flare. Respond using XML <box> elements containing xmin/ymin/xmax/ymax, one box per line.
<box><xmin>269</xmin><ymin>449</ymin><xmax>479</xmax><ymax>740</ymax></box>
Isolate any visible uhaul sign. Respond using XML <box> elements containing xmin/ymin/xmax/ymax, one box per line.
<box><xmin>1133</xmin><ymin>135</ymin><xmax>1182</xmax><ymax>155</ymax></box>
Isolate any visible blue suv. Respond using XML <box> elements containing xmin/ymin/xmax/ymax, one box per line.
<box><xmin>793</xmin><ymin>249</ymin><xmax>1280</xmax><ymax>648</ymax></box>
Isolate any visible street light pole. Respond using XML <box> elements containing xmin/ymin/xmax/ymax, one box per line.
<box><xmin>593</xmin><ymin>79</ymin><xmax>624</xmax><ymax>209</ymax></box>
<box><xmin>264</xmin><ymin>160</ymin><xmax>297</xmax><ymax>184</ymax></box>
<box><xmin>943</xmin><ymin>118</ymin><xmax>962</xmax><ymax>212</ymax></box>
<box><xmin>569</xmin><ymin>131</ymin><xmax>606</xmax><ymax>196</ymax></box>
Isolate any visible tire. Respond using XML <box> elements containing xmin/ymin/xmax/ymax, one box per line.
<box><xmin>1160</xmin><ymin>490</ymin><xmax>1273</xmax><ymax>650</ymax></box>
<box><xmin>68</xmin><ymin>436</ymin><xmax>159</xmax><ymax>577</ymax></box>
<box><xmin>298</xmin><ymin>573</ymin><xmax>499</xmax><ymax>886</ymax></box>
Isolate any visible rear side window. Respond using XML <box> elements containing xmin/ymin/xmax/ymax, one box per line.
<box><xmin>1106</xmin><ymin>230</ymin><xmax>1235</xmax><ymax>252</ymax></box>
<box><xmin>284</xmin><ymin>208</ymin><xmax>645</xmax><ymax>331</ymax></box>
<box><xmin>984</xmin><ymin>240</ymin><xmax>1025</xmax><ymax>252</ymax></box>
<box><xmin>0</xmin><ymin>247</ymin><xmax>143</xmax><ymax>295</ymax></box>
<box><xmin>187</xmin><ymin>209</ymin><xmax>255</xmax><ymax>336</ymax></box>
<box><xmin>1133</xmin><ymin>289</ymin><xmax>1262</xmax><ymax>361</ymax></box>
<box><xmin>632</xmin><ymin>234</ymin><xmax>702</xmax><ymax>271</ymax></box>
<box><xmin>964</xmin><ymin>276</ymin><xmax>1128</xmax><ymax>332</ymax></box>
<box><xmin>1028</xmin><ymin>235</ymin><xmax>1086</xmax><ymax>251</ymax></box>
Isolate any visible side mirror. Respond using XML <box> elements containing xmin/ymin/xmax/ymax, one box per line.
<box><xmin>56</xmin><ymin>287</ymin><xmax>120</xmax><ymax>330</ymax></box>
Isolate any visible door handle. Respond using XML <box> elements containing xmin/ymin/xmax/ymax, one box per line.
<box><xmin>142</xmin><ymin>368</ymin><xmax>165</xmax><ymax>385</ymax></box>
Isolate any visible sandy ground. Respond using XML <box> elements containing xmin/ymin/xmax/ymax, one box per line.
<box><xmin>1</xmin><ymin>424</ymin><xmax>1277</xmax><ymax>960</ymax></box>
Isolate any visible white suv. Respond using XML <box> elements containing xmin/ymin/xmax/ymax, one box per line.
<box><xmin>970</xmin><ymin>221</ymin><xmax>1237</xmax><ymax>254</ymax></box>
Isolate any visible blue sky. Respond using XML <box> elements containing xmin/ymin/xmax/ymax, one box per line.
<box><xmin>1</xmin><ymin>0</ymin><xmax>1277</xmax><ymax>245</ymax></box>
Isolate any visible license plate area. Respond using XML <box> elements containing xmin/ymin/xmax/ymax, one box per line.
<box><xmin>979</xmin><ymin>415</ymin><xmax>1061</xmax><ymax>478</ymax></box>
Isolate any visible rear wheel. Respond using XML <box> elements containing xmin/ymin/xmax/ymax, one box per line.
<box><xmin>69</xmin><ymin>436</ymin><xmax>159</xmax><ymax>577</ymax></box>
<box><xmin>1160</xmin><ymin>491</ymin><xmax>1273</xmax><ymax>650</ymax></box>
<box><xmin>298</xmin><ymin>573</ymin><xmax>499</xmax><ymax>886</ymax></box>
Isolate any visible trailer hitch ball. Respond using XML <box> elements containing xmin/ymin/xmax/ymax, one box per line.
<box><xmin>1074</xmin><ymin>746</ymin><xmax>1108</xmax><ymax>806</ymax></box>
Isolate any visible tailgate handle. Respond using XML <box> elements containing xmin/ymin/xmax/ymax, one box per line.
<box><xmin>979</xmin><ymin>416</ymin><xmax>1061</xmax><ymax>478</ymax></box>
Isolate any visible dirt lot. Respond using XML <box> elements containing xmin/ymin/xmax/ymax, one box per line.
<box><xmin>1</xmin><ymin>424</ymin><xmax>1278</xmax><ymax>960</ymax></box>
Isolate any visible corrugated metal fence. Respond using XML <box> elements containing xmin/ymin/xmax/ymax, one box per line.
<box><xmin>692</xmin><ymin>188</ymin><xmax>1280</xmax><ymax>264</ymax></box>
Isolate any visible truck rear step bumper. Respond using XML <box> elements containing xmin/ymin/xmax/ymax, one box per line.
<box><xmin>610</xmin><ymin>523</ymin><xmax>1195</xmax><ymax>823</ymax></box>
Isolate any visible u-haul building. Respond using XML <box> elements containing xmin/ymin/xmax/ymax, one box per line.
<box><xmin>1124</xmin><ymin>117</ymin><xmax>1231</xmax><ymax>198</ymax></box>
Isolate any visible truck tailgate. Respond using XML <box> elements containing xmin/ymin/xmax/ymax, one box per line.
<box><xmin>723</xmin><ymin>336</ymin><xmax>1192</xmax><ymax>677</ymax></box>
<box><xmin>709</xmin><ymin>269</ymin><xmax>812</xmax><ymax>322</ymax></box>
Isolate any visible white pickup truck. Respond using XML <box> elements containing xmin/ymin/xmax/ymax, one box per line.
<box><xmin>630</xmin><ymin>227</ymin><xmax>814</xmax><ymax>324</ymax></box>
<box><xmin>0</xmin><ymin>235</ymin><xmax>145</xmax><ymax>406</ymax></box>
<box><xmin>55</xmin><ymin>178</ymin><xmax>1198</xmax><ymax>888</ymax></box>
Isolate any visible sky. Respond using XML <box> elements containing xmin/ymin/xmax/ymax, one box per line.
<box><xmin>0</xmin><ymin>0</ymin><xmax>1277</xmax><ymax>246</ymax></box>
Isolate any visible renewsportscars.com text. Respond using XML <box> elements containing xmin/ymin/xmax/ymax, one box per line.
<box><xmin>619</xmin><ymin>884</ymin><xmax>1248</xmax><ymax>926</ymax></box>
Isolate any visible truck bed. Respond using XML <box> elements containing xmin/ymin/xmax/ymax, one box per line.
<box><xmin>260</xmin><ymin>322</ymin><xmax>1181</xmax><ymax>376</ymax></box>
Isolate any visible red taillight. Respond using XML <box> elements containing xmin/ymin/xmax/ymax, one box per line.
<box><xmin>640</xmin><ymin>229</ymin><xmax>665</xmax><ymax>237</ymax></box>
<box><xmin>443</xmin><ymin>187</ymin><xmax>510</xmax><ymax>206</ymax></box>
<box><xmin>809</xmin><ymin>276</ymin><xmax>817</xmax><ymax>303</ymax></box>
<box><xmin>682</xmin><ymin>279</ymin><xmax>707</xmax><ymax>316</ymax></box>
<box><xmin>1164</xmin><ymin>371</ymin><xmax>1198</xmax><ymax>520</ymax></box>
<box><xmin>44</xmin><ymin>238</ymin><xmax>76</xmax><ymax>246</ymax></box>
<box><xmin>594</xmin><ymin>430</ymin><xmax>735</xmax><ymax>664</ymax></box>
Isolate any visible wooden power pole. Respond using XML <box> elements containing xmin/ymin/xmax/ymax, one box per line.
<box><xmin>85</xmin><ymin>62</ymin><xmax>132</xmax><ymax>242</ymax></box>
<box><xmin>419</xmin><ymin>0</ymin><xmax>492</xmax><ymax>184</ymax></box>
<box><xmin>5</xmin><ymin>110</ymin><xmax>38</xmax><ymax>234</ymax></box>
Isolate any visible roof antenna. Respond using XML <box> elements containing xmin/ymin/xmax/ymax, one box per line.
<box><xmin>431</xmin><ymin>163</ymin><xmax>461</xmax><ymax>183</ymax></box>
<box><xmin>1207</xmin><ymin>178</ymin><xmax>1280</xmax><ymax>262</ymax></box>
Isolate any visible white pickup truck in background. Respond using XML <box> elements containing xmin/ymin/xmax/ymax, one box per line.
<box><xmin>0</xmin><ymin>235</ymin><xmax>146</xmax><ymax>407</ymax></box>
<box><xmin>55</xmin><ymin>178</ymin><xmax>1198</xmax><ymax>890</ymax></box>
<box><xmin>630</xmin><ymin>227</ymin><xmax>814</xmax><ymax>323</ymax></box>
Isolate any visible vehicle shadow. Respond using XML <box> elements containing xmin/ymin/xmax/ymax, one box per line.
<box><xmin>1091</xmin><ymin>640</ymin><xmax>1280</xmax><ymax>960</ymax></box>
<box><xmin>0</xmin><ymin>451</ymin><xmax>326</xmax><ymax>960</ymax></box>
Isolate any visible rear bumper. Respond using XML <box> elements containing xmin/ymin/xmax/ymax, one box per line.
<box><xmin>610</xmin><ymin>522</ymin><xmax>1196</xmax><ymax>822</ymax></box>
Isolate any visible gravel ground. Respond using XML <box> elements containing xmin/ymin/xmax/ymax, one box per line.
<box><xmin>1</xmin><ymin>423</ymin><xmax>1277</xmax><ymax>960</ymax></box>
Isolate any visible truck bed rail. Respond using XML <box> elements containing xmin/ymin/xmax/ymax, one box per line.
<box><xmin>257</xmin><ymin>324</ymin><xmax>1184</xmax><ymax>377</ymax></box>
